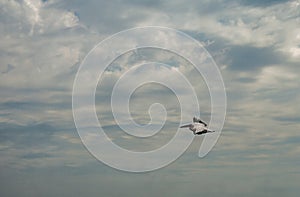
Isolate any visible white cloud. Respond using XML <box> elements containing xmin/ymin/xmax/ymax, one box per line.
<box><xmin>0</xmin><ymin>1</ymin><xmax>103</xmax><ymax>97</ymax></box>
<box><xmin>290</xmin><ymin>47</ymin><xmax>300</xmax><ymax>58</ymax></box>
<box><xmin>256</xmin><ymin>66</ymin><xmax>298</xmax><ymax>87</ymax></box>
<box><xmin>123</xmin><ymin>0</ymin><xmax>300</xmax><ymax>62</ymax></box>
<box><xmin>0</xmin><ymin>0</ymin><xmax>80</xmax><ymax>35</ymax></box>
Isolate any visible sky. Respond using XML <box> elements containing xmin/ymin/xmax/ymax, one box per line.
<box><xmin>0</xmin><ymin>0</ymin><xmax>300</xmax><ymax>196</ymax></box>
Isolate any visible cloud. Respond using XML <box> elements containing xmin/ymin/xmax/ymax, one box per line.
<box><xmin>238</xmin><ymin>0</ymin><xmax>290</xmax><ymax>7</ymax></box>
<box><xmin>0</xmin><ymin>122</ymin><xmax>93</xmax><ymax>170</ymax></box>
<box><xmin>0</xmin><ymin>0</ymin><xmax>80</xmax><ymax>35</ymax></box>
<box><xmin>0</xmin><ymin>0</ymin><xmax>103</xmax><ymax>92</ymax></box>
<box><xmin>225</xmin><ymin>46</ymin><xmax>285</xmax><ymax>71</ymax></box>
<box><xmin>1</xmin><ymin>0</ymin><xmax>300</xmax><ymax>196</ymax></box>
<box><xmin>0</xmin><ymin>64</ymin><xmax>15</xmax><ymax>74</ymax></box>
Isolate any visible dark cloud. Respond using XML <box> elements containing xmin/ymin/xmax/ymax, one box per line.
<box><xmin>226</xmin><ymin>46</ymin><xmax>284</xmax><ymax>71</ymax></box>
<box><xmin>238</xmin><ymin>0</ymin><xmax>289</xmax><ymax>7</ymax></box>
<box><xmin>0</xmin><ymin>100</ymin><xmax>68</xmax><ymax>111</ymax></box>
<box><xmin>253</xmin><ymin>88</ymin><xmax>298</xmax><ymax>104</ymax></box>
<box><xmin>0</xmin><ymin>101</ymin><xmax>36</xmax><ymax>110</ymax></box>
<box><xmin>0</xmin><ymin>64</ymin><xmax>15</xmax><ymax>74</ymax></box>
<box><xmin>282</xmin><ymin>136</ymin><xmax>300</xmax><ymax>144</ymax></box>
<box><xmin>273</xmin><ymin>116</ymin><xmax>300</xmax><ymax>123</ymax></box>
<box><xmin>123</xmin><ymin>0</ymin><xmax>163</xmax><ymax>7</ymax></box>
<box><xmin>22</xmin><ymin>152</ymin><xmax>53</xmax><ymax>159</ymax></box>
<box><xmin>0</xmin><ymin>123</ymin><xmax>56</xmax><ymax>147</ymax></box>
<box><xmin>236</xmin><ymin>77</ymin><xmax>257</xmax><ymax>83</ymax></box>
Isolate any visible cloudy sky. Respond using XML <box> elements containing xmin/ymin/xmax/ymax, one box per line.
<box><xmin>1</xmin><ymin>0</ymin><xmax>300</xmax><ymax>196</ymax></box>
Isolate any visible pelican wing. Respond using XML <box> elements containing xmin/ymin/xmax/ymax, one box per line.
<box><xmin>193</xmin><ymin>117</ymin><xmax>207</xmax><ymax>126</ymax></box>
<box><xmin>180</xmin><ymin>124</ymin><xmax>192</xmax><ymax>128</ymax></box>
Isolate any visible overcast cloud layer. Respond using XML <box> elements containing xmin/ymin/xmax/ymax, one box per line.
<box><xmin>1</xmin><ymin>0</ymin><xmax>300</xmax><ymax>196</ymax></box>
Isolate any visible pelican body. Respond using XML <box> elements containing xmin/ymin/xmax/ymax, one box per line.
<box><xmin>180</xmin><ymin>117</ymin><xmax>215</xmax><ymax>135</ymax></box>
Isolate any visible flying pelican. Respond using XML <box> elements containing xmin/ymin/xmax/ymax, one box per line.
<box><xmin>180</xmin><ymin>117</ymin><xmax>215</xmax><ymax>135</ymax></box>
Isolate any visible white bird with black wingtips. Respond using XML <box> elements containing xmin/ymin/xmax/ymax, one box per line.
<box><xmin>180</xmin><ymin>117</ymin><xmax>215</xmax><ymax>135</ymax></box>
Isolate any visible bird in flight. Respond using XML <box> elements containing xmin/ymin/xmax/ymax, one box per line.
<box><xmin>180</xmin><ymin>117</ymin><xmax>215</xmax><ymax>135</ymax></box>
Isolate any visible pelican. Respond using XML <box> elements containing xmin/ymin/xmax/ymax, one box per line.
<box><xmin>180</xmin><ymin>117</ymin><xmax>215</xmax><ymax>135</ymax></box>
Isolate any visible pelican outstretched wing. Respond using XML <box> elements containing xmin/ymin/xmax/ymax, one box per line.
<box><xmin>180</xmin><ymin>124</ymin><xmax>192</xmax><ymax>128</ymax></box>
<box><xmin>193</xmin><ymin>117</ymin><xmax>207</xmax><ymax>126</ymax></box>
